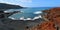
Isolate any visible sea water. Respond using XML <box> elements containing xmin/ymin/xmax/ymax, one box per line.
<box><xmin>5</xmin><ymin>7</ymin><xmax>52</xmax><ymax>20</ymax></box>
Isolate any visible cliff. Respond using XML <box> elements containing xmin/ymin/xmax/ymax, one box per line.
<box><xmin>43</xmin><ymin>7</ymin><xmax>60</xmax><ymax>27</ymax></box>
<box><xmin>0</xmin><ymin>3</ymin><xmax>23</xmax><ymax>9</ymax></box>
<box><xmin>26</xmin><ymin>7</ymin><xmax>60</xmax><ymax>30</ymax></box>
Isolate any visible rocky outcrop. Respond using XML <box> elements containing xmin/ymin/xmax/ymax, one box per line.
<box><xmin>43</xmin><ymin>7</ymin><xmax>60</xmax><ymax>27</ymax></box>
<box><xmin>27</xmin><ymin>21</ymin><xmax>56</xmax><ymax>30</ymax></box>
<box><xmin>0</xmin><ymin>3</ymin><xmax>23</xmax><ymax>9</ymax></box>
<box><xmin>27</xmin><ymin>7</ymin><xmax>60</xmax><ymax>30</ymax></box>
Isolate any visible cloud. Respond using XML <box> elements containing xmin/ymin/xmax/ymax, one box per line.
<box><xmin>0</xmin><ymin>0</ymin><xmax>32</xmax><ymax>7</ymax></box>
<box><xmin>0</xmin><ymin>0</ymin><xmax>32</xmax><ymax>3</ymax></box>
<box><xmin>19</xmin><ymin>0</ymin><xmax>32</xmax><ymax>3</ymax></box>
<box><xmin>0</xmin><ymin>0</ymin><xmax>19</xmax><ymax>5</ymax></box>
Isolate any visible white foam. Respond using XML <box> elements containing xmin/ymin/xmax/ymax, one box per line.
<box><xmin>38</xmin><ymin>15</ymin><xmax>42</xmax><ymax>18</ymax></box>
<box><xmin>33</xmin><ymin>16</ymin><xmax>39</xmax><ymax>20</ymax></box>
<box><xmin>8</xmin><ymin>17</ymin><xmax>15</xmax><ymax>20</ymax></box>
<box><xmin>34</xmin><ymin>11</ymin><xmax>42</xmax><ymax>14</ymax></box>
<box><xmin>26</xmin><ymin>18</ymin><xmax>32</xmax><ymax>20</ymax></box>
<box><xmin>4</xmin><ymin>11</ymin><xmax>13</xmax><ymax>13</ymax></box>
<box><xmin>9</xmin><ymin>15</ymin><xmax>42</xmax><ymax>20</ymax></box>
<box><xmin>20</xmin><ymin>17</ymin><xmax>24</xmax><ymax>20</ymax></box>
<box><xmin>4</xmin><ymin>11</ymin><xmax>9</xmax><ymax>13</ymax></box>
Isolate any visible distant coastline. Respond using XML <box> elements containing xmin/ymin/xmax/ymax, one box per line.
<box><xmin>0</xmin><ymin>3</ymin><xmax>23</xmax><ymax>9</ymax></box>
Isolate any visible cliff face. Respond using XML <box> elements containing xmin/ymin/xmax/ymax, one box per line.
<box><xmin>43</xmin><ymin>7</ymin><xmax>60</xmax><ymax>27</ymax></box>
<box><xmin>41</xmin><ymin>7</ymin><xmax>60</xmax><ymax>30</ymax></box>
<box><xmin>27</xmin><ymin>21</ymin><xmax>56</xmax><ymax>30</ymax></box>
<box><xmin>0</xmin><ymin>3</ymin><xmax>23</xmax><ymax>9</ymax></box>
<box><xmin>26</xmin><ymin>7</ymin><xmax>60</xmax><ymax>30</ymax></box>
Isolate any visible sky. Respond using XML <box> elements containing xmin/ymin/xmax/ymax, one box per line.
<box><xmin>0</xmin><ymin>0</ymin><xmax>60</xmax><ymax>7</ymax></box>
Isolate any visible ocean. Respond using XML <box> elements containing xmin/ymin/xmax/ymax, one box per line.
<box><xmin>5</xmin><ymin>7</ymin><xmax>52</xmax><ymax>20</ymax></box>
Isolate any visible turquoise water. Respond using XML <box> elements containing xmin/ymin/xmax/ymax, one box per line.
<box><xmin>7</xmin><ymin>7</ymin><xmax>52</xmax><ymax>20</ymax></box>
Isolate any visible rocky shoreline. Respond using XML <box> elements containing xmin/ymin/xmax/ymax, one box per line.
<box><xmin>27</xmin><ymin>7</ymin><xmax>60</xmax><ymax>30</ymax></box>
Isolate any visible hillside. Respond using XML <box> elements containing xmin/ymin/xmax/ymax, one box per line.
<box><xmin>0</xmin><ymin>3</ymin><xmax>23</xmax><ymax>9</ymax></box>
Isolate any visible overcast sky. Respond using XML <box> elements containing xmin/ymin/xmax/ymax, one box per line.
<box><xmin>0</xmin><ymin>0</ymin><xmax>60</xmax><ymax>7</ymax></box>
